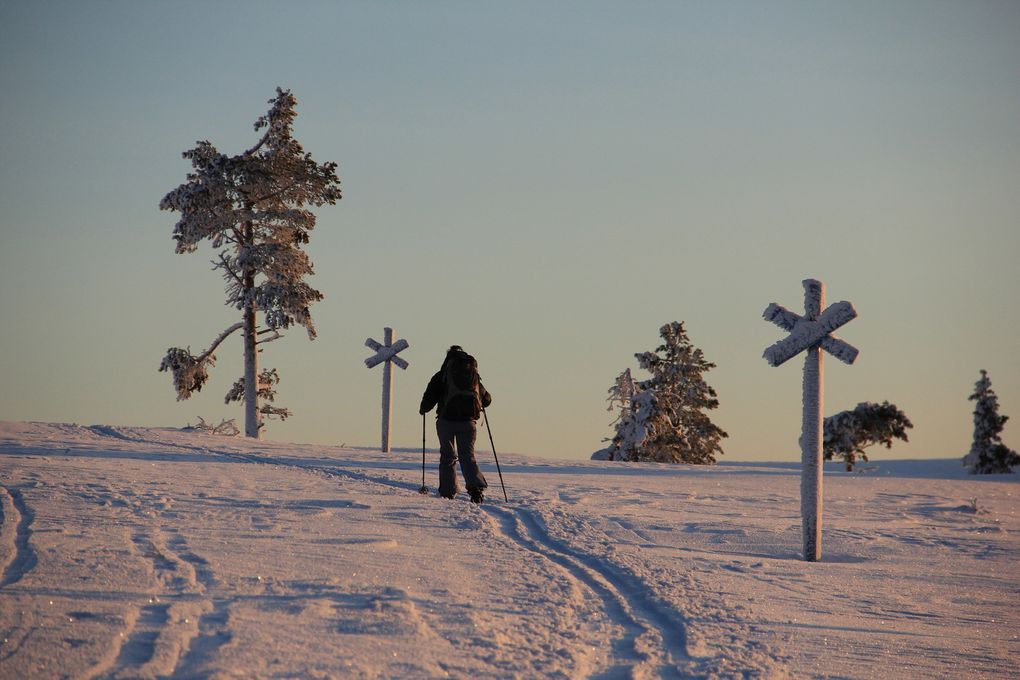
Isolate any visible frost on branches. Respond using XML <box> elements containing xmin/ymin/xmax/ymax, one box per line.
<box><xmin>225</xmin><ymin>368</ymin><xmax>293</xmax><ymax>422</ymax></box>
<box><xmin>184</xmin><ymin>417</ymin><xmax>240</xmax><ymax>436</ymax></box>
<box><xmin>822</xmin><ymin>401</ymin><xmax>912</xmax><ymax>471</ymax></box>
<box><xmin>592</xmin><ymin>370</ymin><xmax>639</xmax><ymax>460</ymax></box>
<box><xmin>611</xmin><ymin>390</ymin><xmax>662</xmax><ymax>461</ymax></box>
<box><xmin>601</xmin><ymin>322</ymin><xmax>727</xmax><ymax>464</ymax></box>
<box><xmin>158</xmin><ymin>88</ymin><xmax>341</xmax><ymax>438</ymax></box>
<box><xmin>606</xmin><ymin>369</ymin><xmax>638</xmax><ymax>433</ymax></box>
<box><xmin>963</xmin><ymin>370</ymin><xmax>1019</xmax><ymax>474</ymax></box>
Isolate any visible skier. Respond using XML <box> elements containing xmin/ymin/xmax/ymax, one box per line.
<box><xmin>419</xmin><ymin>346</ymin><xmax>491</xmax><ymax>503</ymax></box>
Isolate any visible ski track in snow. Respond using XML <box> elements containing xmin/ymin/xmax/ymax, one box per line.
<box><xmin>482</xmin><ymin>504</ymin><xmax>691</xmax><ymax>679</ymax></box>
<box><xmin>107</xmin><ymin>600</ymin><xmax>171</xmax><ymax>673</ymax></box>
<box><xmin>12</xmin><ymin>430</ymin><xmax>241</xmax><ymax>680</ymax></box>
<box><xmin>83</xmin><ymin>528</ymin><xmax>220</xmax><ymax>679</ymax></box>
<box><xmin>222</xmin><ymin>446</ymin><xmax>694</xmax><ymax>676</ymax></box>
<box><xmin>223</xmin><ymin>449</ymin><xmax>695</xmax><ymax>676</ymax></box>
<box><xmin>0</xmin><ymin>481</ymin><xmax>40</xmax><ymax>672</ymax></box>
<box><xmin>0</xmin><ymin>486</ymin><xmax>38</xmax><ymax>588</ymax></box>
<box><xmin>69</xmin><ymin>426</ymin><xmax>703</xmax><ymax>678</ymax></box>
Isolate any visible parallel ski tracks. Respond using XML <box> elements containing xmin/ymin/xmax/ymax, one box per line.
<box><xmin>87</xmin><ymin>531</ymin><xmax>231</xmax><ymax>680</ymax></box>
<box><xmin>75</xmin><ymin>430</ymin><xmax>698</xmax><ymax>678</ymax></box>
<box><xmin>483</xmin><ymin>505</ymin><xmax>691</xmax><ymax>679</ymax></box>
<box><xmin>206</xmin><ymin>441</ymin><xmax>696</xmax><ymax>677</ymax></box>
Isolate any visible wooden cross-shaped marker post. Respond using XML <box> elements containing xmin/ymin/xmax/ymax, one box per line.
<box><xmin>365</xmin><ymin>327</ymin><xmax>409</xmax><ymax>453</ymax></box>
<box><xmin>763</xmin><ymin>279</ymin><xmax>858</xmax><ymax>562</ymax></box>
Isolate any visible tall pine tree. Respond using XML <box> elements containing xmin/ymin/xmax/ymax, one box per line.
<box><xmin>158</xmin><ymin>88</ymin><xmax>342</xmax><ymax>438</ymax></box>
<box><xmin>963</xmin><ymin>370</ymin><xmax>1019</xmax><ymax>474</ymax></box>
<box><xmin>619</xmin><ymin>321</ymin><xmax>728</xmax><ymax>464</ymax></box>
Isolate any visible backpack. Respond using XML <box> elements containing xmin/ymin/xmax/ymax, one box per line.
<box><xmin>442</xmin><ymin>351</ymin><xmax>482</xmax><ymax>420</ymax></box>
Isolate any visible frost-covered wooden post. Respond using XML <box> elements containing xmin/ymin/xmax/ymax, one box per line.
<box><xmin>365</xmin><ymin>327</ymin><xmax>409</xmax><ymax>453</ymax></box>
<box><xmin>763</xmin><ymin>279</ymin><xmax>858</xmax><ymax>562</ymax></box>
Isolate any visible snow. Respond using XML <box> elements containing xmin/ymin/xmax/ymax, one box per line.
<box><xmin>762</xmin><ymin>279</ymin><xmax>859</xmax><ymax>369</ymax></box>
<box><xmin>1</xmin><ymin>422</ymin><xmax>1017</xmax><ymax>679</ymax></box>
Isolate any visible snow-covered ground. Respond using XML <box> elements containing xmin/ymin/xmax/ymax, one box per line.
<box><xmin>1</xmin><ymin>422</ymin><xmax>1016</xmax><ymax>679</ymax></box>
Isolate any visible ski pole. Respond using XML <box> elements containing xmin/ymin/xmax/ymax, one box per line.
<box><xmin>481</xmin><ymin>406</ymin><xmax>508</xmax><ymax>502</ymax></box>
<box><xmin>419</xmin><ymin>413</ymin><xmax>428</xmax><ymax>494</ymax></box>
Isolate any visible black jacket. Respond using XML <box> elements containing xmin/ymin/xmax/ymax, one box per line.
<box><xmin>420</xmin><ymin>371</ymin><xmax>492</xmax><ymax>421</ymax></box>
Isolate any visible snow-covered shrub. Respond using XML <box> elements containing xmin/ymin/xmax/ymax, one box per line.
<box><xmin>823</xmin><ymin>401</ymin><xmax>912</xmax><ymax>471</ymax></box>
<box><xmin>963</xmin><ymin>370</ymin><xmax>1019</xmax><ymax>474</ymax></box>
<box><xmin>158</xmin><ymin>88</ymin><xmax>341</xmax><ymax>438</ymax></box>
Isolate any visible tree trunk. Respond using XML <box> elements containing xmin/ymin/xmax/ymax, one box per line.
<box><xmin>242</xmin><ymin>218</ymin><xmax>261</xmax><ymax>439</ymax></box>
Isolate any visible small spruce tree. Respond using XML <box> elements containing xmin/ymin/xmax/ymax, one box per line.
<box><xmin>600</xmin><ymin>368</ymin><xmax>638</xmax><ymax>460</ymax></box>
<box><xmin>607</xmin><ymin>368</ymin><xmax>638</xmax><ymax>423</ymax></box>
<box><xmin>612</xmin><ymin>390</ymin><xmax>661</xmax><ymax>461</ymax></box>
<box><xmin>963</xmin><ymin>370</ymin><xmax>1019</xmax><ymax>474</ymax></box>
<box><xmin>617</xmin><ymin>321</ymin><xmax>727</xmax><ymax>464</ymax></box>
<box><xmin>599</xmin><ymin>369</ymin><xmax>654</xmax><ymax>461</ymax></box>
<box><xmin>823</xmin><ymin>401</ymin><xmax>913</xmax><ymax>471</ymax></box>
<box><xmin>158</xmin><ymin>88</ymin><xmax>342</xmax><ymax>438</ymax></box>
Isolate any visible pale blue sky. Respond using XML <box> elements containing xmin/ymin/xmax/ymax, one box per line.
<box><xmin>2</xmin><ymin>1</ymin><xmax>1018</xmax><ymax>461</ymax></box>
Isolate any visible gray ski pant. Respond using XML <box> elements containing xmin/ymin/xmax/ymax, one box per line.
<box><xmin>436</xmin><ymin>418</ymin><xmax>488</xmax><ymax>497</ymax></box>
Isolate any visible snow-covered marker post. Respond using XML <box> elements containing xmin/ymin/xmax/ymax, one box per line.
<box><xmin>365</xmin><ymin>328</ymin><xmax>409</xmax><ymax>453</ymax></box>
<box><xmin>762</xmin><ymin>279</ymin><xmax>858</xmax><ymax>562</ymax></box>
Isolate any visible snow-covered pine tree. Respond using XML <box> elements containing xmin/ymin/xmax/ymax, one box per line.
<box><xmin>611</xmin><ymin>389</ymin><xmax>660</xmax><ymax>461</ymax></box>
<box><xmin>963</xmin><ymin>370</ymin><xmax>1019</xmax><ymax>474</ymax></box>
<box><xmin>158</xmin><ymin>88</ymin><xmax>342</xmax><ymax>438</ymax></box>
<box><xmin>597</xmin><ymin>369</ymin><xmax>640</xmax><ymax>460</ymax></box>
<box><xmin>627</xmin><ymin>321</ymin><xmax>728</xmax><ymax>464</ymax></box>
<box><xmin>823</xmin><ymin>401</ymin><xmax>912</xmax><ymax>471</ymax></box>
<box><xmin>606</xmin><ymin>370</ymin><xmax>637</xmax><ymax>432</ymax></box>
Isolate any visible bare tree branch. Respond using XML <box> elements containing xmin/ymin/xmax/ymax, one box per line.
<box><xmin>196</xmin><ymin>322</ymin><xmax>245</xmax><ymax>365</ymax></box>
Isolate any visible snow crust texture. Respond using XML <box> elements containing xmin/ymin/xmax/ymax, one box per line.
<box><xmin>1</xmin><ymin>422</ymin><xmax>1018</xmax><ymax>679</ymax></box>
